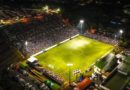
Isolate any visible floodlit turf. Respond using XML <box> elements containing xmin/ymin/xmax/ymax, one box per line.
<box><xmin>35</xmin><ymin>35</ymin><xmax>113</xmax><ymax>81</ymax></box>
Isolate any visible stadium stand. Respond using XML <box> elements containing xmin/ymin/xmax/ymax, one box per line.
<box><xmin>84</xmin><ymin>31</ymin><xmax>118</xmax><ymax>45</ymax></box>
<box><xmin>1</xmin><ymin>12</ymin><xmax>79</xmax><ymax>57</ymax></box>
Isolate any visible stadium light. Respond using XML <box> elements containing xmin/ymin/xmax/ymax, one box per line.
<box><xmin>119</xmin><ymin>29</ymin><xmax>123</xmax><ymax>34</ymax></box>
<box><xmin>119</xmin><ymin>29</ymin><xmax>124</xmax><ymax>39</ymax></box>
<box><xmin>25</xmin><ymin>41</ymin><xmax>28</xmax><ymax>46</ymax></box>
<box><xmin>114</xmin><ymin>34</ymin><xmax>117</xmax><ymax>40</ymax></box>
<box><xmin>79</xmin><ymin>19</ymin><xmax>84</xmax><ymax>34</ymax></box>
<box><xmin>67</xmin><ymin>63</ymin><xmax>73</xmax><ymax>87</ymax></box>
<box><xmin>115</xmin><ymin>34</ymin><xmax>117</xmax><ymax>38</ymax></box>
<box><xmin>80</xmin><ymin>19</ymin><xmax>84</xmax><ymax>24</ymax></box>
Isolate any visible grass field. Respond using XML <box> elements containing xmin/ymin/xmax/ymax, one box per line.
<box><xmin>35</xmin><ymin>35</ymin><xmax>114</xmax><ymax>81</ymax></box>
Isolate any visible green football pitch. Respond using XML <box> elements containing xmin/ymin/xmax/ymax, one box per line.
<box><xmin>35</xmin><ymin>35</ymin><xmax>113</xmax><ymax>81</ymax></box>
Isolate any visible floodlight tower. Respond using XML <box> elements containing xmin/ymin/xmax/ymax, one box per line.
<box><xmin>67</xmin><ymin>63</ymin><xmax>73</xmax><ymax>87</ymax></box>
<box><xmin>119</xmin><ymin>29</ymin><xmax>124</xmax><ymax>38</ymax></box>
<box><xmin>25</xmin><ymin>41</ymin><xmax>28</xmax><ymax>46</ymax></box>
<box><xmin>80</xmin><ymin>19</ymin><xmax>84</xmax><ymax>34</ymax></box>
<box><xmin>25</xmin><ymin>41</ymin><xmax>28</xmax><ymax>50</ymax></box>
<box><xmin>119</xmin><ymin>29</ymin><xmax>123</xmax><ymax>35</ymax></box>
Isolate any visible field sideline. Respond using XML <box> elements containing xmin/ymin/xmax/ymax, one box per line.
<box><xmin>34</xmin><ymin>35</ymin><xmax>114</xmax><ymax>81</ymax></box>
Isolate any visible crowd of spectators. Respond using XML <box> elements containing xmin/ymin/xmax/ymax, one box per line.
<box><xmin>2</xmin><ymin>13</ymin><xmax>79</xmax><ymax>57</ymax></box>
<box><xmin>84</xmin><ymin>31</ymin><xmax>118</xmax><ymax>45</ymax></box>
<box><xmin>27</xmin><ymin>59</ymin><xmax>64</xmax><ymax>85</ymax></box>
<box><xmin>34</xmin><ymin>65</ymin><xmax>64</xmax><ymax>85</ymax></box>
<box><xmin>0</xmin><ymin>6</ymin><xmax>118</xmax><ymax>58</ymax></box>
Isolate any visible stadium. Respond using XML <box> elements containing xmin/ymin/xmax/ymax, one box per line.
<box><xmin>0</xmin><ymin>1</ymin><xmax>130</xmax><ymax>90</ymax></box>
<box><xmin>18</xmin><ymin>33</ymin><xmax>114</xmax><ymax>89</ymax></box>
<box><xmin>32</xmin><ymin>35</ymin><xmax>113</xmax><ymax>81</ymax></box>
<box><xmin>0</xmin><ymin>5</ymin><xmax>116</xmax><ymax>90</ymax></box>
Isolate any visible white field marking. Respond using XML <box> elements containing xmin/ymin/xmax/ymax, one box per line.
<box><xmin>31</xmin><ymin>50</ymin><xmax>45</xmax><ymax>57</ymax></box>
<box><xmin>45</xmin><ymin>44</ymin><xmax>57</xmax><ymax>51</ymax></box>
<box><xmin>71</xmin><ymin>34</ymin><xmax>79</xmax><ymax>39</ymax></box>
<box><xmin>30</xmin><ymin>34</ymin><xmax>80</xmax><ymax>58</ymax></box>
<box><xmin>97</xmin><ymin>48</ymin><xmax>114</xmax><ymax>62</ymax></box>
<box><xmin>60</xmin><ymin>34</ymin><xmax>79</xmax><ymax>44</ymax></box>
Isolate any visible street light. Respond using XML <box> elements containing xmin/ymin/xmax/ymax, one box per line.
<box><xmin>79</xmin><ymin>19</ymin><xmax>84</xmax><ymax>34</ymax></box>
<box><xmin>67</xmin><ymin>63</ymin><xmax>73</xmax><ymax>87</ymax></box>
